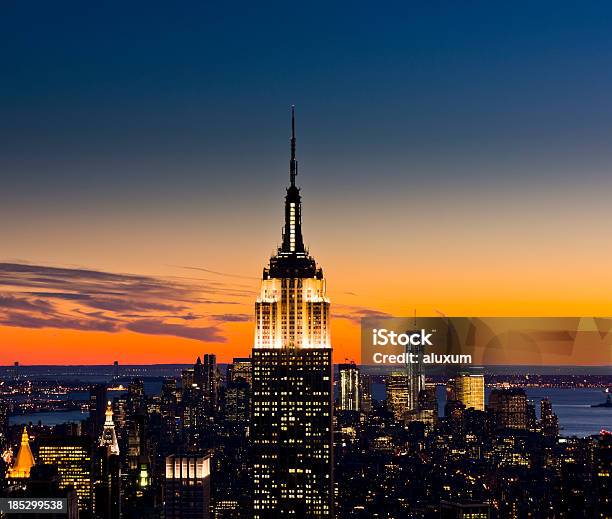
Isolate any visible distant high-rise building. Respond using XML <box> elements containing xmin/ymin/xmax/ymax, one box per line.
<box><xmin>446</xmin><ymin>379</ymin><xmax>457</xmax><ymax>402</ymax></box>
<box><xmin>127</xmin><ymin>378</ymin><xmax>146</xmax><ymax>415</ymax></box>
<box><xmin>418</xmin><ymin>383</ymin><xmax>438</xmax><ymax>413</ymax></box>
<box><xmin>416</xmin><ymin>383</ymin><xmax>439</xmax><ymax>428</ymax></box>
<box><xmin>454</xmin><ymin>374</ymin><xmax>485</xmax><ymax>411</ymax></box>
<box><xmin>251</xmin><ymin>108</ymin><xmax>333</xmax><ymax>518</ymax></box>
<box><xmin>338</xmin><ymin>363</ymin><xmax>360</xmax><ymax>412</ymax></box>
<box><xmin>203</xmin><ymin>354</ymin><xmax>219</xmax><ymax>416</ymax></box>
<box><xmin>540</xmin><ymin>398</ymin><xmax>559</xmax><ymax>437</ymax></box>
<box><xmin>224</xmin><ymin>379</ymin><xmax>250</xmax><ymax>431</ymax></box>
<box><xmin>161</xmin><ymin>377</ymin><xmax>178</xmax><ymax>414</ymax></box>
<box><xmin>89</xmin><ymin>384</ymin><xmax>107</xmax><ymax>438</ymax></box>
<box><xmin>164</xmin><ymin>454</ymin><xmax>211</xmax><ymax>519</ymax></box>
<box><xmin>127</xmin><ymin>414</ymin><xmax>146</xmax><ymax>470</ymax></box>
<box><xmin>113</xmin><ymin>395</ymin><xmax>128</xmax><ymax>436</ymax></box>
<box><xmin>386</xmin><ymin>372</ymin><xmax>410</xmax><ymax>422</ymax></box>
<box><xmin>12</xmin><ymin>361</ymin><xmax>20</xmax><ymax>381</ymax></box>
<box><xmin>489</xmin><ymin>388</ymin><xmax>528</xmax><ymax>430</ymax></box>
<box><xmin>526</xmin><ymin>400</ymin><xmax>537</xmax><ymax>431</ymax></box>
<box><xmin>182</xmin><ymin>368</ymin><xmax>195</xmax><ymax>390</ymax></box>
<box><xmin>224</xmin><ymin>358</ymin><xmax>252</xmax><ymax>436</ymax></box>
<box><xmin>162</xmin><ymin>377</ymin><xmax>178</xmax><ymax>404</ymax></box>
<box><xmin>405</xmin><ymin>330</ymin><xmax>425</xmax><ymax>412</ymax></box>
<box><xmin>7</xmin><ymin>427</ymin><xmax>35</xmax><ymax>481</ymax></box>
<box><xmin>194</xmin><ymin>356</ymin><xmax>204</xmax><ymax>387</ymax></box>
<box><xmin>38</xmin><ymin>435</ymin><xmax>93</xmax><ymax>513</ymax></box>
<box><xmin>227</xmin><ymin>357</ymin><xmax>252</xmax><ymax>386</ymax></box>
<box><xmin>360</xmin><ymin>373</ymin><xmax>372</xmax><ymax>414</ymax></box>
<box><xmin>113</xmin><ymin>360</ymin><xmax>119</xmax><ymax>381</ymax></box>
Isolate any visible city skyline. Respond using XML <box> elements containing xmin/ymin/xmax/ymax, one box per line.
<box><xmin>2</xmin><ymin>5</ymin><xmax>612</xmax><ymax>518</ymax></box>
<box><xmin>2</xmin><ymin>143</ymin><xmax>610</xmax><ymax>514</ymax></box>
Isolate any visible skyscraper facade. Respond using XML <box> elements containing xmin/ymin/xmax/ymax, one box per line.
<box><xmin>386</xmin><ymin>372</ymin><xmax>410</xmax><ymax>422</ymax></box>
<box><xmin>89</xmin><ymin>384</ymin><xmax>107</xmax><ymax>439</ymax></box>
<box><xmin>227</xmin><ymin>357</ymin><xmax>252</xmax><ymax>386</ymax></box>
<box><xmin>338</xmin><ymin>363</ymin><xmax>360</xmax><ymax>412</ymax></box>
<box><xmin>359</xmin><ymin>374</ymin><xmax>372</xmax><ymax>414</ymax></box>
<box><xmin>454</xmin><ymin>374</ymin><xmax>485</xmax><ymax>411</ymax></box>
<box><xmin>202</xmin><ymin>354</ymin><xmax>218</xmax><ymax>417</ymax></box>
<box><xmin>489</xmin><ymin>388</ymin><xmax>528</xmax><ymax>430</ymax></box>
<box><xmin>251</xmin><ymin>109</ymin><xmax>333</xmax><ymax>518</ymax></box>
<box><xmin>164</xmin><ymin>454</ymin><xmax>211</xmax><ymax>519</ymax></box>
<box><xmin>38</xmin><ymin>436</ymin><xmax>93</xmax><ymax>513</ymax></box>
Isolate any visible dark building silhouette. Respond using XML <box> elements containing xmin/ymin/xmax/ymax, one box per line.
<box><xmin>164</xmin><ymin>454</ymin><xmax>211</xmax><ymax>519</ymax></box>
<box><xmin>89</xmin><ymin>384</ymin><xmax>107</xmax><ymax>438</ymax></box>
<box><xmin>38</xmin><ymin>435</ymin><xmax>94</xmax><ymax>515</ymax></box>
<box><xmin>359</xmin><ymin>373</ymin><xmax>372</xmax><ymax>414</ymax></box>
<box><xmin>224</xmin><ymin>379</ymin><xmax>250</xmax><ymax>431</ymax></box>
<box><xmin>540</xmin><ymin>397</ymin><xmax>559</xmax><ymax>437</ymax></box>
<box><xmin>226</xmin><ymin>357</ymin><xmax>252</xmax><ymax>386</ymax></box>
<box><xmin>489</xmin><ymin>387</ymin><xmax>528</xmax><ymax>430</ymax></box>
<box><xmin>3</xmin><ymin>464</ymin><xmax>79</xmax><ymax>519</ymax></box>
<box><xmin>202</xmin><ymin>354</ymin><xmax>218</xmax><ymax>417</ymax></box>
<box><xmin>338</xmin><ymin>363</ymin><xmax>360</xmax><ymax>412</ymax></box>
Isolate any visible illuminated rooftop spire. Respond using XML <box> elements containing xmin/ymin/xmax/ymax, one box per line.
<box><xmin>8</xmin><ymin>426</ymin><xmax>35</xmax><ymax>479</ymax></box>
<box><xmin>280</xmin><ymin>106</ymin><xmax>305</xmax><ymax>255</ymax></box>
<box><xmin>290</xmin><ymin>105</ymin><xmax>297</xmax><ymax>187</ymax></box>
<box><xmin>265</xmin><ymin>107</ymin><xmax>321</xmax><ymax>279</ymax></box>
<box><xmin>99</xmin><ymin>400</ymin><xmax>120</xmax><ymax>456</ymax></box>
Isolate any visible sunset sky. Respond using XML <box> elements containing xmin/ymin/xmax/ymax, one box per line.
<box><xmin>2</xmin><ymin>2</ymin><xmax>612</xmax><ymax>364</ymax></box>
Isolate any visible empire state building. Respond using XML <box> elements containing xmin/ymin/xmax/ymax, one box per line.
<box><xmin>251</xmin><ymin>108</ymin><xmax>333</xmax><ymax>518</ymax></box>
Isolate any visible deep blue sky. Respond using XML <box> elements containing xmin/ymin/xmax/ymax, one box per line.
<box><xmin>3</xmin><ymin>2</ymin><xmax>612</xmax><ymax>191</ymax></box>
<box><xmin>2</xmin><ymin>1</ymin><xmax>612</xmax><ymax>276</ymax></box>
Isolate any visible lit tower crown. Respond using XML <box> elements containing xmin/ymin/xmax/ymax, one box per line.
<box><xmin>8</xmin><ymin>426</ymin><xmax>35</xmax><ymax>479</ymax></box>
<box><xmin>267</xmin><ymin>106</ymin><xmax>319</xmax><ymax>279</ymax></box>
<box><xmin>99</xmin><ymin>401</ymin><xmax>120</xmax><ymax>456</ymax></box>
<box><xmin>255</xmin><ymin>107</ymin><xmax>330</xmax><ymax>349</ymax></box>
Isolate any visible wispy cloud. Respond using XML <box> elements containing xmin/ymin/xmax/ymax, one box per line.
<box><xmin>173</xmin><ymin>265</ymin><xmax>259</xmax><ymax>280</ymax></box>
<box><xmin>209</xmin><ymin>313</ymin><xmax>252</xmax><ymax>323</ymax></box>
<box><xmin>0</xmin><ymin>262</ymin><xmax>249</xmax><ymax>342</ymax></box>
<box><xmin>125</xmin><ymin>320</ymin><xmax>225</xmax><ymax>342</ymax></box>
<box><xmin>0</xmin><ymin>311</ymin><xmax>118</xmax><ymax>332</ymax></box>
<box><xmin>333</xmin><ymin>304</ymin><xmax>392</xmax><ymax>323</ymax></box>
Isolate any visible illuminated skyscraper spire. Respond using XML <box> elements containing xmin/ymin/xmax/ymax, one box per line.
<box><xmin>279</xmin><ymin>106</ymin><xmax>306</xmax><ymax>257</ymax></box>
<box><xmin>252</xmin><ymin>109</ymin><xmax>333</xmax><ymax>517</ymax></box>
<box><xmin>290</xmin><ymin>105</ymin><xmax>297</xmax><ymax>187</ymax></box>
<box><xmin>99</xmin><ymin>401</ymin><xmax>120</xmax><ymax>456</ymax></box>
<box><xmin>264</xmin><ymin>107</ymin><xmax>318</xmax><ymax>276</ymax></box>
